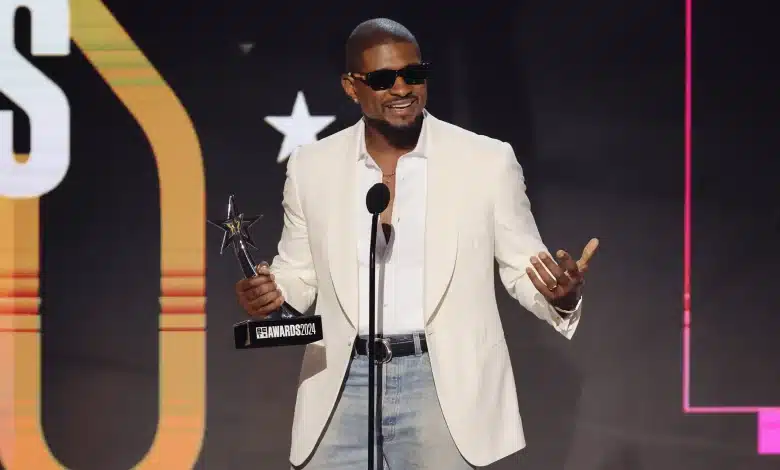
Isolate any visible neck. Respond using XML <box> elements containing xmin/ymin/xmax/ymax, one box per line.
<box><xmin>363</xmin><ymin>114</ymin><xmax>423</xmax><ymax>157</ymax></box>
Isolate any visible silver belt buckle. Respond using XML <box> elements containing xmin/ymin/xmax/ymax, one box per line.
<box><xmin>373</xmin><ymin>337</ymin><xmax>392</xmax><ymax>364</ymax></box>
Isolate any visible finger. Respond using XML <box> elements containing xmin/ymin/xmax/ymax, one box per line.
<box><xmin>577</xmin><ymin>238</ymin><xmax>599</xmax><ymax>270</ymax></box>
<box><xmin>250</xmin><ymin>302</ymin><xmax>275</xmax><ymax>318</ymax></box>
<box><xmin>235</xmin><ymin>277</ymin><xmax>255</xmax><ymax>293</ymax></box>
<box><xmin>256</xmin><ymin>262</ymin><xmax>271</xmax><ymax>276</ymax></box>
<box><xmin>246</xmin><ymin>281</ymin><xmax>277</xmax><ymax>301</ymax></box>
<box><xmin>530</xmin><ymin>256</ymin><xmax>559</xmax><ymax>291</ymax></box>
<box><xmin>555</xmin><ymin>250</ymin><xmax>580</xmax><ymax>277</ymax></box>
<box><xmin>249</xmin><ymin>292</ymin><xmax>285</xmax><ymax>317</ymax></box>
<box><xmin>244</xmin><ymin>273</ymin><xmax>275</xmax><ymax>289</ymax></box>
<box><xmin>538</xmin><ymin>252</ymin><xmax>569</xmax><ymax>286</ymax></box>
<box><xmin>237</xmin><ymin>276</ymin><xmax>264</xmax><ymax>294</ymax></box>
<box><xmin>525</xmin><ymin>267</ymin><xmax>555</xmax><ymax>299</ymax></box>
<box><xmin>249</xmin><ymin>288</ymin><xmax>281</xmax><ymax>310</ymax></box>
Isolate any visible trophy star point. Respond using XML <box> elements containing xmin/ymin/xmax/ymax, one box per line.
<box><xmin>243</xmin><ymin>214</ymin><xmax>263</xmax><ymax>226</ymax></box>
<box><xmin>264</xmin><ymin>91</ymin><xmax>336</xmax><ymax>163</ymax></box>
<box><xmin>239</xmin><ymin>215</ymin><xmax>263</xmax><ymax>251</ymax></box>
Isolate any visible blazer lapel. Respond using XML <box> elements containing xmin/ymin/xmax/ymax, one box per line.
<box><xmin>423</xmin><ymin>114</ymin><xmax>459</xmax><ymax>325</ymax></box>
<box><xmin>327</xmin><ymin>122</ymin><xmax>360</xmax><ymax>329</ymax></box>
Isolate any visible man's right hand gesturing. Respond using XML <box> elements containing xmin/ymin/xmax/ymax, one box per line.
<box><xmin>235</xmin><ymin>262</ymin><xmax>285</xmax><ymax>318</ymax></box>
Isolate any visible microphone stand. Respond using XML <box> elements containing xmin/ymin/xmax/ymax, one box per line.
<box><xmin>364</xmin><ymin>182</ymin><xmax>389</xmax><ymax>470</ymax></box>
<box><xmin>367</xmin><ymin>212</ymin><xmax>379</xmax><ymax>470</ymax></box>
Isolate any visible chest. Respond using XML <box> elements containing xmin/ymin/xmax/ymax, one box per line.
<box><xmin>357</xmin><ymin>156</ymin><xmax>427</xmax><ymax>226</ymax></box>
<box><xmin>354</xmin><ymin>160</ymin><xmax>426</xmax><ymax>269</ymax></box>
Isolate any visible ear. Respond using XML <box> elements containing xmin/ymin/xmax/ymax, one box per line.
<box><xmin>341</xmin><ymin>74</ymin><xmax>359</xmax><ymax>103</ymax></box>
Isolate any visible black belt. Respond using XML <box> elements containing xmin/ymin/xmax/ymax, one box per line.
<box><xmin>354</xmin><ymin>334</ymin><xmax>428</xmax><ymax>363</ymax></box>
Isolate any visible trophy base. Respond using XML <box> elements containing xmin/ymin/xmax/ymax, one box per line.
<box><xmin>233</xmin><ymin>315</ymin><xmax>323</xmax><ymax>349</ymax></box>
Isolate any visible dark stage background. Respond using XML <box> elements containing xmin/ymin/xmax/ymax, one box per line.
<box><xmin>1</xmin><ymin>0</ymin><xmax>779</xmax><ymax>469</ymax></box>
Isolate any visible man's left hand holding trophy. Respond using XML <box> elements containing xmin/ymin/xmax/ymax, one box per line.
<box><xmin>235</xmin><ymin>261</ymin><xmax>285</xmax><ymax>317</ymax></box>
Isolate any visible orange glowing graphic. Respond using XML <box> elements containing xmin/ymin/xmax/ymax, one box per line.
<box><xmin>0</xmin><ymin>0</ymin><xmax>206</xmax><ymax>468</ymax></box>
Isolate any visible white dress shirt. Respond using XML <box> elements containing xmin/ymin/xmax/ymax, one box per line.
<box><xmin>355</xmin><ymin>118</ymin><xmax>429</xmax><ymax>336</ymax></box>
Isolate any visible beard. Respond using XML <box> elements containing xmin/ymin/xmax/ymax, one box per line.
<box><xmin>363</xmin><ymin>112</ymin><xmax>424</xmax><ymax>149</ymax></box>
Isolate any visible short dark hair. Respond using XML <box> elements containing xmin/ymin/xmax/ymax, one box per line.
<box><xmin>345</xmin><ymin>18</ymin><xmax>420</xmax><ymax>72</ymax></box>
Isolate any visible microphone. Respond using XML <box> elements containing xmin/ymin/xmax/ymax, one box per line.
<box><xmin>366</xmin><ymin>182</ymin><xmax>390</xmax><ymax>214</ymax></box>
<box><xmin>365</xmin><ymin>182</ymin><xmax>389</xmax><ymax>470</ymax></box>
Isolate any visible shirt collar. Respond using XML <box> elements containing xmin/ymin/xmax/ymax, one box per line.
<box><xmin>356</xmin><ymin>109</ymin><xmax>430</xmax><ymax>164</ymax></box>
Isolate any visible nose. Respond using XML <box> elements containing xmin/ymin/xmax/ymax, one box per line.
<box><xmin>390</xmin><ymin>74</ymin><xmax>412</xmax><ymax>95</ymax></box>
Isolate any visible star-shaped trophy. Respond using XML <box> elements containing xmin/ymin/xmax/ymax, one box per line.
<box><xmin>207</xmin><ymin>195</ymin><xmax>264</xmax><ymax>278</ymax></box>
<box><xmin>209</xmin><ymin>195</ymin><xmax>322</xmax><ymax>349</ymax></box>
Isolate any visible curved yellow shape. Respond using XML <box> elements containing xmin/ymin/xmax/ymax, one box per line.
<box><xmin>0</xmin><ymin>1</ymin><xmax>206</xmax><ymax>469</ymax></box>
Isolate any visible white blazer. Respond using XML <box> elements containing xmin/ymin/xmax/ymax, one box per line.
<box><xmin>270</xmin><ymin>113</ymin><xmax>582</xmax><ymax>467</ymax></box>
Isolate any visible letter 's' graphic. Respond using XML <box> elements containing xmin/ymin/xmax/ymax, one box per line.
<box><xmin>0</xmin><ymin>0</ymin><xmax>70</xmax><ymax>198</ymax></box>
<box><xmin>0</xmin><ymin>0</ymin><xmax>206</xmax><ymax>468</ymax></box>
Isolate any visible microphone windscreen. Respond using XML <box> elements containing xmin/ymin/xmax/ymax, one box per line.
<box><xmin>366</xmin><ymin>183</ymin><xmax>391</xmax><ymax>214</ymax></box>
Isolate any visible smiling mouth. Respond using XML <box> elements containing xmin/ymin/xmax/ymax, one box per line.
<box><xmin>386</xmin><ymin>99</ymin><xmax>416</xmax><ymax>110</ymax></box>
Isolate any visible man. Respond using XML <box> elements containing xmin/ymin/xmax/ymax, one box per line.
<box><xmin>236</xmin><ymin>18</ymin><xmax>599</xmax><ymax>469</ymax></box>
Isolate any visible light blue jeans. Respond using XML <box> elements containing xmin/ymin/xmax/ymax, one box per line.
<box><xmin>294</xmin><ymin>334</ymin><xmax>475</xmax><ymax>469</ymax></box>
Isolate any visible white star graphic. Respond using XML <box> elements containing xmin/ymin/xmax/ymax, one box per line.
<box><xmin>264</xmin><ymin>91</ymin><xmax>336</xmax><ymax>163</ymax></box>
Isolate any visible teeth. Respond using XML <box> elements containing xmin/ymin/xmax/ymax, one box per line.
<box><xmin>388</xmin><ymin>101</ymin><xmax>413</xmax><ymax>109</ymax></box>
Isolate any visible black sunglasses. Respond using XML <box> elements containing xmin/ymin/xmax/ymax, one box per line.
<box><xmin>348</xmin><ymin>62</ymin><xmax>431</xmax><ymax>91</ymax></box>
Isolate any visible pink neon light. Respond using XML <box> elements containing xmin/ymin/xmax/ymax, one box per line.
<box><xmin>758</xmin><ymin>411</ymin><xmax>780</xmax><ymax>454</ymax></box>
<box><xmin>682</xmin><ymin>0</ymin><xmax>780</xmax><ymax>455</ymax></box>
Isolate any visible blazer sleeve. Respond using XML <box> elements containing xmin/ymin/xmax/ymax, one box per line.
<box><xmin>493</xmin><ymin>142</ymin><xmax>582</xmax><ymax>339</ymax></box>
<box><xmin>269</xmin><ymin>148</ymin><xmax>318</xmax><ymax>313</ymax></box>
